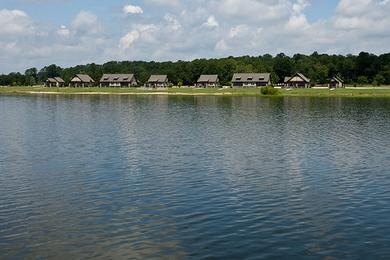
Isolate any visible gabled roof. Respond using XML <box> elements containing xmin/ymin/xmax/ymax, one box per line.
<box><xmin>46</xmin><ymin>77</ymin><xmax>65</xmax><ymax>83</ymax></box>
<box><xmin>330</xmin><ymin>76</ymin><xmax>343</xmax><ymax>83</ymax></box>
<box><xmin>232</xmin><ymin>73</ymin><xmax>270</xmax><ymax>83</ymax></box>
<box><xmin>285</xmin><ymin>73</ymin><xmax>310</xmax><ymax>83</ymax></box>
<box><xmin>72</xmin><ymin>74</ymin><xmax>95</xmax><ymax>83</ymax></box>
<box><xmin>297</xmin><ymin>73</ymin><xmax>310</xmax><ymax>82</ymax></box>
<box><xmin>46</xmin><ymin>78</ymin><xmax>57</xmax><ymax>83</ymax></box>
<box><xmin>100</xmin><ymin>74</ymin><xmax>136</xmax><ymax>83</ymax></box>
<box><xmin>54</xmin><ymin>77</ymin><xmax>65</xmax><ymax>83</ymax></box>
<box><xmin>148</xmin><ymin>75</ymin><xmax>168</xmax><ymax>83</ymax></box>
<box><xmin>198</xmin><ymin>74</ymin><xmax>219</xmax><ymax>83</ymax></box>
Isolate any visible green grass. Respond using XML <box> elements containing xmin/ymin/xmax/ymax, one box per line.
<box><xmin>281</xmin><ymin>88</ymin><xmax>390</xmax><ymax>97</ymax></box>
<box><xmin>1</xmin><ymin>86</ymin><xmax>390</xmax><ymax>97</ymax></box>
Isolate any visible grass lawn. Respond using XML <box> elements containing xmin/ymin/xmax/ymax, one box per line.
<box><xmin>1</xmin><ymin>86</ymin><xmax>390</xmax><ymax>97</ymax></box>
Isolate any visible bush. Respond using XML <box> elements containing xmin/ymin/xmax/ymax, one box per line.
<box><xmin>260</xmin><ymin>86</ymin><xmax>280</xmax><ymax>96</ymax></box>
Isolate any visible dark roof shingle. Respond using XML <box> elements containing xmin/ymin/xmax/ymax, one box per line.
<box><xmin>54</xmin><ymin>77</ymin><xmax>65</xmax><ymax>83</ymax></box>
<box><xmin>148</xmin><ymin>75</ymin><xmax>168</xmax><ymax>83</ymax></box>
<box><xmin>232</xmin><ymin>73</ymin><xmax>270</xmax><ymax>83</ymax></box>
<box><xmin>72</xmin><ymin>74</ymin><xmax>95</xmax><ymax>83</ymax></box>
<box><xmin>285</xmin><ymin>73</ymin><xmax>310</xmax><ymax>83</ymax></box>
<box><xmin>100</xmin><ymin>74</ymin><xmax>135</xmax><ymax>83</ymax></box>
<box><xmin>198</xmin><ymin>75</ymin><xmax>219</xmax><ymax>83</ymax></box>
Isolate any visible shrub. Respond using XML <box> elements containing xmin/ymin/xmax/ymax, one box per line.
<box><xmin>260</xmin><ymin>86</ymin><xmax>280</xmax><ymax>96</ymax></box>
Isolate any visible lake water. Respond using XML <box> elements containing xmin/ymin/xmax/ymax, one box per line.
<box><xmin>1</xmin><ymin>94</ymin><xmax>390</xmax><ymax>259</ymax></box>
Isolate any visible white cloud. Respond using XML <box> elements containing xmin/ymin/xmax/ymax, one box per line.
<box><xmin>123</xmin><ymin>4</ymin><xmax>143</xmax><ymax>15</ymax></box>
<box><xmin>215</xmin><ymin>39</ymin><xmax>228</xmax><ymax>52</ymax></box>
<box><xmin>211</xmin><ymin>0</ymin><xmax>291</xmax><ymax>22</ymax></box>
<box><xmin>71</xmin><ymin>11</ymin><xmax>101</xmax><ymax>34</ymax></box>
<box><xmin>286</xmin><ymin>14</ymin><xmax>309</xmax><ymax>31</ymax></box>
<box><xmin>119</xmin><ymin>30</ymin><xmax>140</xmax><ymax>49</ymax></box>
<box><xmin>229</xmin><ymin>24</ymin><xmax>249</xmax><ymax>38</ymax></box>
<box><xmin>147</xmin><ymin>0</ymin><xmax>180</xmax><ymax>6</ymax></box>
<box><xmin>336</xmin><ymin>0</ymin><xmax>372</xmax><ymax>16</ymax></box>
<box><xmin>202</xmin><ymin>16</ymin><xmax>219</xmax><ymax>29</ymax></box>
<box><xmin>137</xmin><ymin>24</ymin><xmax>159</xmax><ymax>43</ymax></box>
<box><xmin>165</xmin><ymin>14</ymin><xmax>181</xmax><ymax>31</ymax></box>
<box><xmin>1</xmin><ymin>0</ymin><xmax>390</xmax><ymax>73</ymax></box>
<box><xmin>118</xmin><ymin>24</ymin><xmax>159</xmax><ymax>50</ymax></box>
<box><xmin>292</xmin><ymin>0</ymin><xmax>310</xmax><ymax>14</ymax></box>
<box><xmin>57</xmin><ymin>25</ymin><xmax>70</xmax><ymax>37</ymax></box>
<box><xmin>0</xmin><ymin>9</ymin><xmax>34</xmax><ymax>35</ymax></box>
<box><xmin>333</xmin><ymin>0</ymin><xmax>390</xmax><ymax>34</ymax></box>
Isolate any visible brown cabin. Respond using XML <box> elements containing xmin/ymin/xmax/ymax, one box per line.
<box><xmin>329</xmin><ymin>76</ymin><xmax>344</xmax><ymax>88</ymax></box>
<box><xmin>146</xmin><ymin>75</ymin><xmax>170</xmax><ymax>88</ymax></box>
<box><xmin>231</xmin><ymin>73</ymin><xmax>271</xmax><ymax>88</ymax></box>
<box><xmin>100</xmin><ymin>74</ymin><xmax>137</xmax><ymax>87</ymax></box>
<box><xmin>284</xmin><ymin>73</ymin><xmax>311</xmax><ymax>88</ymax></box>
<box><xmin>196</xmin><ymin>75</ymin><xmax>220</xmax><ymax>88</ymax></box>
<box><xmin>45</xmin><ymin>77</ymin><xmax>65</xmax><ymax>87</ymax></box>
<box><xmin>70</xmin><ymin>74</ymin><xmax>95</xmax><ymax>88</ymax></box>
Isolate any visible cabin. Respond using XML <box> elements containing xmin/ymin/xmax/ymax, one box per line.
<box><xmin>329</xmin><ymin>76</ymin><xmax>344</xmax><ymax>88</ymax></box>
<box><xmin>196</xmin><ymin>75</ymin><xmax>220</xmax><ymax>88</ymax></box>
<box><xmin>231</xmin><ymin>73</ymin><xmax>271</xmax><ymax>88</ymax></box>
<box><xmin>45</xmin><ymin>77</ymin><xmax>65</xmax><ymax>87</ymax></box>
<box><xmin>284</xmin><ymin>73</ymin><xmax>311</xmax><ymax>88</ymax></box>
<box><xmin>146</xmin><ymin>75</ymin><xmax>170</xmax><ymax>88</ymax></box>
<box><xmin>70</xmin><ymin>74</ymin><xmax>95</xmax><ymax>88</ymax></box>
<box><xmin>100</xmin><ymin>74</ymin><xmax>137</xmax><ymax>88</ymax></box>
<box><xmin>45</xmin><ymin>78</ymin><xmax>57</xmax><ymax>88</ymax></box>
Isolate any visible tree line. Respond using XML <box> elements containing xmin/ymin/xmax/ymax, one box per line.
<box><xmin>1</xmin><ymin>52</ymin><xmax>390</xmax><ymax>86</ymax></box>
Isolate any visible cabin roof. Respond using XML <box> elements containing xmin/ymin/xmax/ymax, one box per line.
<box><xmin>47</xmin><ymin>77</ymin><xmax>65</xmax><ymax>83</ymax></box>
<box><xmin>284</xmin><ymin>73</ymin><xmax>310</xmax><ymax>83</ymax></box>
<box><xmin>330</xmin><ymin>76</ymin><xmax>344</xmax><ymax>83</ymax></box>
<box><xmin>232</xmin><ymin>73</ymin><xmax>270</xmax><ymax>83</ymax></box>
<box><xmin>100</xmin><ymin>74</ymin><xmax>135</xmax><ymax>83</ymax></box>
<box><xmin>72</xmin><ymin>74</ymin><xmax>95</xmax><ymax>83</ymax></box>
<box><xmin>197</xmin><ymin>74</ymin><xmax>219</xmax><ymax>83</ymax></box>
<box><xmin>54</xmin><ymin>77</ymin><xmax>65</xmax><ymax>83</ymax></box>
<box><xmin>148</xmin><ymin>75</ymin><xmax>168</xmax><ymax>83</ymax></box>
<box><xmin>46</xmin><ymin>78</ymin><xmax>57</xmax><ymax>83</ymax></box>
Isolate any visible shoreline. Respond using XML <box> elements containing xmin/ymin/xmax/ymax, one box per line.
<box><xmin>1</xmin><ymin>87</ymin><xmax>390</xmax><ymax>98</ymax></box>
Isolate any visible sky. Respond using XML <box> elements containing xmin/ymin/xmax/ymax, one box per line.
<box><xmin>0</xmin><ymin>0</ymin><xmax>389</xmax><ymax>73</ymax></box>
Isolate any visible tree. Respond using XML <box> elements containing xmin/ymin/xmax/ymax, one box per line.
<box><xmin>25</xmin><ymin>68</ymin><xmax>38</xmax><ymax>86</ymax></box>
<box><xmin>357</xmin><ymin>76</ymin><xmax>369</xmax><ymax>85</ymax></box>
<box><xmin>38</xmin><ymin>64</ymin><xmax>62</xmax><ymax>81</ymax></box>
<box><xmin>273</xmin><ymin>53</ymin><xmax>293</xmax><ymax>83</ymax></box>
<box><xmin>373</xmin><ymin>74</ymin><xmax>385</xmax><ymax>86</ymax></box>
<box><xmin>25</xmin><ymin>68</ymin><xmax>37</xmax><ymax>78</ymax></box>
<box><xmin>1</xmin><ymin>52</ymin><xmax>390</xmax><ymax>87</ymax></box>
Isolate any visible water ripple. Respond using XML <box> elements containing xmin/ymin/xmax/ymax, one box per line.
<box><xmin>1</xmin><ymin>95</ymin><xmax>390</xmax><ymax>259</ymax></box>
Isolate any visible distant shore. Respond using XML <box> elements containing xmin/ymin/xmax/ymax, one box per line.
<box><xmin>1</xmin><ymin>86</ymin><xmax>390</xmax><ymax>98</ymax></box>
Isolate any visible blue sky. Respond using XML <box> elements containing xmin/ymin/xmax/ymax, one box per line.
<box><xmin>305</xmin><ymin>0</ymin><xmax>339</xmax><ymax>21</ymax></box>
<box><xmin>0</xmin><ymin>0</ymin><xmax>389</xmax><ymax>73</ymax></box>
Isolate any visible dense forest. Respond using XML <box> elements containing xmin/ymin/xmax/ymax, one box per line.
<box><xmin>1</xmin><ymin>52</ymin><xmax>390</xmax><ymax>86</ymax></box>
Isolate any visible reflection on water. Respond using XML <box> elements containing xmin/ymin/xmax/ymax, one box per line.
<box><xmin>1</xmin><ymin>95</ymin><xmax>390</xmax><ymax>259</ymax></box>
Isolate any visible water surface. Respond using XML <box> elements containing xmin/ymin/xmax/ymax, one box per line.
<box><xmin>1</xmin><ymin>95</ymin><xmax>390</xmax><ymax>259</ymax></box>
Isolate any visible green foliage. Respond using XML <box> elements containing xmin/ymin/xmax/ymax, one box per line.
<box><xmin>260</xmin><ymin>87</ymin><xmax>280</xmax><ymax>96</ymax></box>
<box><xmin>357</xmin><ymin>76</ymin><xmax>369</xmax><ymax>85</ymax></box>
<box><xmin>178</xmin><ymin>80</ymin><xmax>183</xmax><ymax>87</ymax></box>
<box><xmin>373</xmin><ymin>74</ymin><xmax>385</xmax><ymax>86</ymax></box>
<box><xmin>2</xmin><ymin>87</ymin><xmax>390</xmax><ymax>98</ymax></box>
<box><xmin>1</xmin><ymin>52</ymin><xmax>390</xmax><ymax>86</ymax></box>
